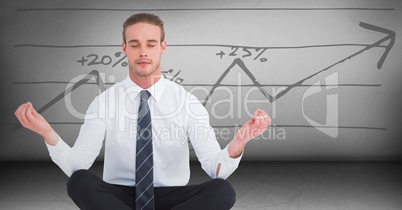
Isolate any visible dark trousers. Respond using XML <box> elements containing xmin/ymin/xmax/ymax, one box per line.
<box><xmin>67</xmin><ymin>170</ymin><xmax>236</xmax><ymax>210</ymax></box>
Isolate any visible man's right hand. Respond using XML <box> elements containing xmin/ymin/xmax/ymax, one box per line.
<box><xmin>15</xmin><ymin>102</ymin><xmax>59</xmax><ymax>146</ymax></box>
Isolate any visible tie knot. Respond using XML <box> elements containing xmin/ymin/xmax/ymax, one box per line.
<box><xmin>140</xmin><ymin>90</ymin><xmax>151</xmax><ymax>101</ymax></box>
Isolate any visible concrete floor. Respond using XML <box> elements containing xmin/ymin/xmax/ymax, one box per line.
<box><xmin>0</xmin><ymin>161</ymin><xmax>401</xmax><ymax>210</ymax></box>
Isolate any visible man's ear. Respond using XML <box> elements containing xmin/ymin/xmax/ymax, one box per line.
<box><xmin>161</xmin><ymin>40</ymin><xmax>166</xmax><ymax>54</ymax></box>
<box><xmin>122</xmin><ymin>41</ymin><xmax>127</xmax><ymax>55</ymax></box>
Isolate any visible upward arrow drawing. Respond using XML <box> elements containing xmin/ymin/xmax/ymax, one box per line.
<box><xmin>359</xmin><ymin>22</ymin><xmax>395</xmax><ymax>70</ymax></box>
<box><xmin>274</xmin><ymin>22</ymin><xmax>395</xmax><ymax>101</ymax></box>
<box><xmin>202</xmin><ymin>22</ymin><xmax>395</xmax><ymax>105</ymax></box>
<box><xmin>11</xmin><ymin>70</ymin><xmax>106</xmax><ymax>131</ymax></box>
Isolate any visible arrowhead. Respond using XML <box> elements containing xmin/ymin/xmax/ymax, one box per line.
<box><xmin>359</xmin><ymin>22</ymin><xmax>396</xmax><ymax>69</ymax></box>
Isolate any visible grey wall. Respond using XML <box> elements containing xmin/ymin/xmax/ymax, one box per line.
<box><xmin>1</xmin><ymin>0</ymin><xmax>402</xmax><ymax>161</ymax></box>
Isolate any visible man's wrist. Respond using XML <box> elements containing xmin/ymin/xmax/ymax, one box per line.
<box><xmin>228</xmin><ymin>138</ymin><xmax>246</xmax><ymax>158</ymax></box>
<box><xmin>42</xmin><ymin>130</ymin><xmax>58</xmax><ymax>146</ymax></box>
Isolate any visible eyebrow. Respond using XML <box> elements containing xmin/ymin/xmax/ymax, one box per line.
<box><xmin>128</xmin><ymin>39</ymin><xmax>159</xmax><ymax>43</ymax></box>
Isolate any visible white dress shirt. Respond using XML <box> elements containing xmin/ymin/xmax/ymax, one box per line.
<box><xmin>46</xmin><ymin>76</ymin><xmax>242</xmax><ymax>187</ymax></box>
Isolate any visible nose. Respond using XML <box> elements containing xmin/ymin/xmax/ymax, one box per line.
<box><xmin>139</xmin><ymin>47</ymin><xmax>148</xmax><ymax>57</ymax></box>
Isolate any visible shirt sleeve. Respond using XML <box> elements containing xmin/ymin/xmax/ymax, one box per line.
<box><xmin>45</xmin><ymin>95</ymin><xmax>106</xmax><ymax>177</ymax></box>
<box><xmin>185</xmin><ymin>94</ymin><xmax>243</xmax><ymax>179</ymax></box>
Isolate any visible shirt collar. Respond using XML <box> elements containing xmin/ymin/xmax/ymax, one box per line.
<box><xmin>123</xmin><ymin>75</ymin><xmax>166</xmax><ymax>102</ymax></box>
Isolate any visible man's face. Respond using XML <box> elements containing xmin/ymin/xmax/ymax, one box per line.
<box><xmin>122</xmin><ymin>22</ymin><xmax>166</xmax><ymax>79</ymax></box>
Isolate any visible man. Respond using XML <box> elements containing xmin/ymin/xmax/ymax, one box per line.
<box><xmin>15</xmin><ymin>13</ymin><xmax>271</xmax><ymax>210</ymax></box>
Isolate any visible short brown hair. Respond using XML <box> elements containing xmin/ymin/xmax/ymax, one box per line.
<box><xmin>122</xmin><ymin>13</ymin><xmax>165</xmax><ymax>43</ymax></box>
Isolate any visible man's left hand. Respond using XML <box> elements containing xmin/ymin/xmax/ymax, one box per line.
<box><xmin>228</xmin><ymin>109</ymin><xmax>271</xmax><ymax>158</ymax></box>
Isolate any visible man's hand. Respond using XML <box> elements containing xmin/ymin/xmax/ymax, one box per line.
<box><xmin>228</xmin><ymin>109</ymin><xmax>271</xmax><ymax>158</ymax></box>
<box><xmin>15</xmin><ymin>102</ymin><xmax>58</xmax><ymax>146</ymax></box>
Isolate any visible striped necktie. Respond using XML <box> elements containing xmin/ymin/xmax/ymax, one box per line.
<box><xmin>135</xmin><ymin>90</ymin><xmax>154</xmax><ymax>210</ymax></box>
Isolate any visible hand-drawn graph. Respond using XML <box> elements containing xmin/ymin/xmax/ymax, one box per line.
<box><xmin>10</xmin><ymin>1</ymin><xmax>398</xmax><ymax>142</ymax></box>
<box><xmin>12</xmin><ymin>20</ymin><xmax>394</xmax><ymax>134</ymax></box>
